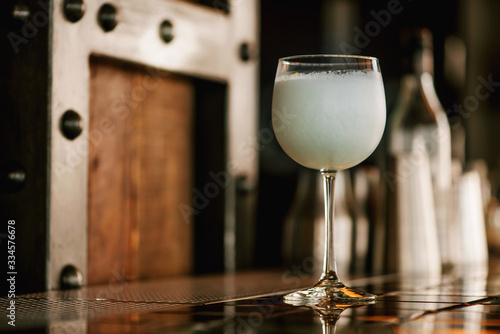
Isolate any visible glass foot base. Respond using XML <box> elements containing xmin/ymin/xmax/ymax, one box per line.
<box><xmin>283</xmin><ymin>279</ymin><xmax>376</xmax><ymax>306</ymax></box>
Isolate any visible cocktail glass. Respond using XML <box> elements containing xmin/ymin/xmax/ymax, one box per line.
<box><xmin>272</xmin><ymin>55</ymin><xmax>386</xmax><ymax>304</ymax></box>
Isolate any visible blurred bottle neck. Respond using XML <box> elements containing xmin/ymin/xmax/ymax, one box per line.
<box><xmin>401</xmin><ymin>28</ymin><xmax>435</xmax><ymax>76</ymax></box>
<box><xmin>403</xmin><ymin>47</ymin><xmax>434</xmax><ymax>76</ymax></box>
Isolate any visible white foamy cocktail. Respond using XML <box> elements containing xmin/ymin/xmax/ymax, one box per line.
<box><xmin>272</xmin><ymin>70</ymin><xmax>386</xmax><ymax>170</ymax></box>
<box><xmin>273</xmin><ymin>55</ymin><xmax>386</xmax><ymax>305</ymax></box>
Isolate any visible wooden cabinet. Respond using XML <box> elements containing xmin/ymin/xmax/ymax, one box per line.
<box><xmin>0</xmin><ymin>0</ymin><xmax>259</xmax><ymax>294</ymax></box>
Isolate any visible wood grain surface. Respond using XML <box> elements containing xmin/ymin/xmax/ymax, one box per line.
<box><xmin>88</xmin><ymin>57</ymin><xmax>193</xmax><ymax>284</ymax></box>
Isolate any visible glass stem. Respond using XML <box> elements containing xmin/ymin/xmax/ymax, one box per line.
<box><xmin>322</xmin><ymin>322</ymin><xmax>337</xmax><ymax>334</ymax></box>
<box><xmin>320</xmin><ymin>169</ymin><xmax>340</xmax><ymax>283</ymax></box>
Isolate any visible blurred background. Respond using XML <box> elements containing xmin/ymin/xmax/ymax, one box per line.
<box><xmin>1</xmin><ymin>0</ymin><xmax>500</xmax><ymax>295</ymax></box>
<box><xmin>258</xmin><ymin>0</ymin><xmax>500</xmax><ymax>269</ymax></box>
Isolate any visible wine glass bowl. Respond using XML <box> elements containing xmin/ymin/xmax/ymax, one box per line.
<box><xmin>272</xmin><ymin>55</ymin><xmax>386</xmax><ymax>304</ymax></box>
<box><xmin>272</xmin><ymin>55</ymin><xmax>386</xmax><ymax>171</ymax></box>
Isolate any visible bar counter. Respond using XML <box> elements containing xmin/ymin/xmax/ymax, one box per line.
<box><xmin>2</xmin><ymin>260</ymin><xmax>500</xmax><ymax>333</ymax></box>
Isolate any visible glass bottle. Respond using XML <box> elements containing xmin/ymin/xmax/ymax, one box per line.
<box><xmin>386</xmin><ymin>28</ymin><xmax>453</xmax><ymax>275</ymax></box>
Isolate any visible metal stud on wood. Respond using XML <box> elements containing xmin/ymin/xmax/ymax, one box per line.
<box><xmin>97</xmin><ymin>3</ymin><xmax>117</xmax><ymax>32</ymax></box>
<box><xmin>63</xmin><ymin>0</ymin><xmax>85</xmax><ymax>23</ymax></box>
<box><xmin>60</xmin><ymin>110</ymin><xmax>83</xmax><ymax>140</ymax></box>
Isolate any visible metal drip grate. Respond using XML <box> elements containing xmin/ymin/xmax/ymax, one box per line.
<box><xmin>0</xmin><ymin>271</ymin><xmax>312</xmax><ymax>331</ymax></box>
<box><xmin>2</xmin><ymin>297</ymin><xmax>181</xmax><ymax>330</ymax></box>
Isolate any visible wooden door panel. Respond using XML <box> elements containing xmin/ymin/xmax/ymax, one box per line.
<box><xmin>88</xmin><ymin>57</ymin><xmax>193</xmax><ymax>284</ymax></box>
